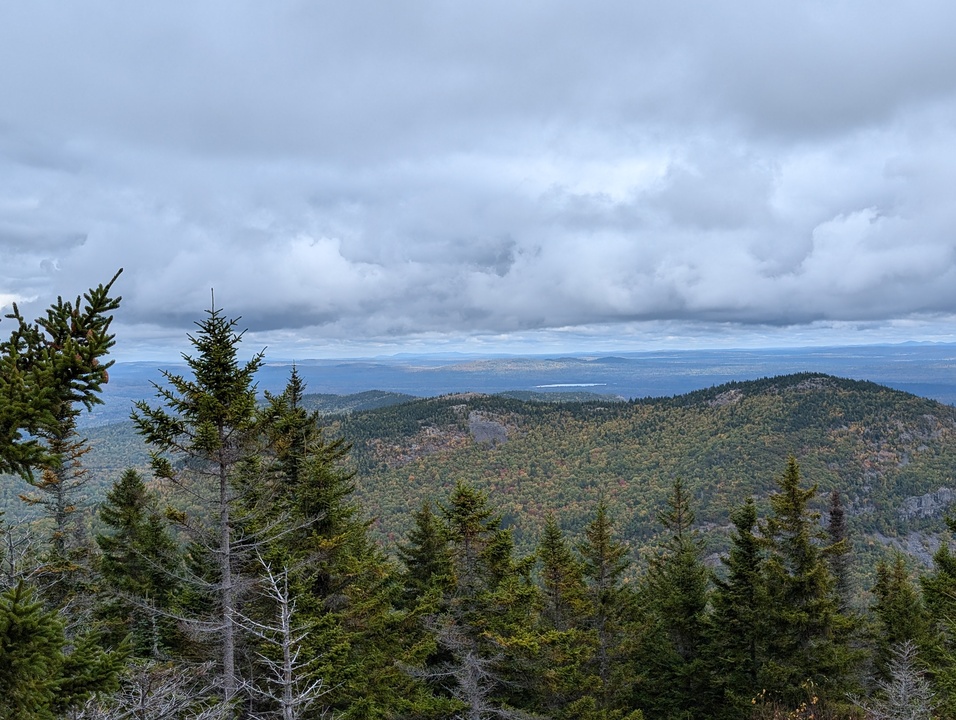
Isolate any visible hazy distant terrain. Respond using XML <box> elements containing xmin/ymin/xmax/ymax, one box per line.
<box><xmin>86</xmin><ymin>343</ymin><xmax>956</xmax><ymax>427</ymax></box>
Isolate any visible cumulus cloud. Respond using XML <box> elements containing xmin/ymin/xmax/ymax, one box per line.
<box><xmin>2</xmin><ymin>1</ymin><xmax>956</xmax><ymax>357</ymax></box>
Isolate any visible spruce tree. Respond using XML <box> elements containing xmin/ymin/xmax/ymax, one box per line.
<box><xmin>577</xmin><ymin>501</ymin><xmax>632</xmax><ymax>713</ymax></box>
<box><xmin>398</xmin><ymin>501</ymin><xmax>453</xmax><ymax>609</ymax></box>
<box><xmin>1</xmin><ymin>272</ymin><xmax>122</xmax><ymax>608</ymax></box>
<box><xmin>870</xmin><ymin>554</ymin><xmax>929</xmax><ymax>686</ymax></box>
<box><xmin>257</xmin><ymin>366</ymin><xmax>361</xmax><ymax>600</ymax></box>
<box><xmin>0</xmin><ymin>581</ymin><xmax>123</xmax><ymax>719</ymax></box>
<box><xmin>95</xmin><ymin>468</ymin><xmax>182</xmax><ymax>657</ymax></box>
<box><xmin>635</xmin><ymin>478</ymin><xmax>711</xmax><ymax>720</ymax></box>
<box><xmin>132</xmin><ymin>305</ymin><xmax>264</xmax><ymax>709</ymax></box>
<box><xmin>0</xmin><ymin>582</ymin><xmax>63</xmax><ymax>719</ymax></box>
<box><xmin>539</xmin><ymin>513</ymin><xmax>588</xmax><ymax>633</ymax></box>
<box><xmin>0</xmin><ymin>270</ymin><xmax>121</xmax><ymax>478</ymax></box>
<box><xmin>708</xmin><ymin>497</ymin><xmax>766</xmax><ymax>717</ymax></box>
<box><xmin>394</xmin><ymin>501</ymin><xmax>464</xmax><ymax>719</ymax></box>
<box><xmin>250</xmin><ymin>369</ymin><xmax>407</xmax><ymax>719</ymax></box>
<box><xmin>412</xmin><ymin>481</ymin><xmax>538</xmax><ymax>719</ymax></box>
<box><xmin>760</xmin><ymin>456</ymin><xmax>855</xmax><ymax>709</ymax></box>
<box><xmin>919</xmin><ymin>542</ymin><xmax>956</xmax><ymax>713</ymax></box>
<box><xmin>534</xmin><ymin>514</ymin><xmax>647</xmax><ymax>720</ymax></box>
<box><xmin>827</xmin><ymin>489</ymin><xmax>852</xmax><ymax>611</ymax></box>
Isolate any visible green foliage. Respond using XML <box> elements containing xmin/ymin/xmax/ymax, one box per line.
<box><xmin>0</xmin><ymin>272</ymin><xmax>123</xmax><ymax>609</ymax></box>
<box><xmin>0</xmin><ymin>270</ymin><xmax>121</xmax><ymax>479</ymax></box>
<box><xmin>398</xmin><ymin>501</ymin><xmax>453</xmax><ymax>608</ymax></box>
<box><xmin>14</xmin><ymin>295</ymin><xmax>956</xmax><ymax>720</ymax></box>
<box><xmin>323</xmin><ymin>373</ymin><xmax>956</xmax><ymax>590</ymax></box>
<box><xmin>131</xmin><ymin>304</ymin><xmax>265</xmax><ymax>707</ymax></box>
<box><xmin>870</xmin><ymin>554</ymin><xmax>930</xmax><ymax>685</ymax></box>
<box><xmin>132</xmin><ymin>307</ymin><xmax>263</xmax><ymax>470</ymax></box>
<box><xmin>577</xmin><ymin>502</ymin><xmax>633</xmax><ymax>713</ymax></box>
<box><xmin>249</xmin><ymin>368</ymin><xmax>407</xmax><ymax>718</ymax></box>
<box><xmin>404</xmin><ymin>481</ymin><xmax>541</xmax><ymax>718</ymax></box>
<box><xmin>19</xmin><ymin>371</ymin><xmax>956</xmax><ymax>594</ymax></box>
<box><xmin>636</xmin><ymin>478</ymin><xmax>712</xmax><ymax>719</ymax></box>
<box><xmin>538</xmin><ymin>513</ymin><xmax>588</xmax><ymax>633</ymax></box>
<box><xmin>918</xmin><ymin>543</ymin><xmax>956</xmax><ymax>715</ymax></box>
<box><xmin>95</xmin><ymin>468</ymin><xmax>182</xmax><ymax>657</ymax></box>
<box><xmin>530</xmin><ymin>514</ymin><xmax>593</xmax><ymax>718</ymax></box>
<box><xmin>760</xmin><ymin>457</ymin><xmax>857</xmax><ymax>708</ymax></box>
<box><xmin>0</xmin><ymin>582</ymin><xmax>123</xmax><ymax>719</ymax></box>
<box><xmin>0</xmin><ymin>582</ymin><xmax>63</xmax><ymax>719</ymax></box>
<box><xmin>827</xmin><ymin>489</ymin><xmax>852</xmax><ymax>611</ymax></box>
<box><xmin>709</xmin><ymin>497</ymin><xmax>766</xmax><ymax>716</ymax></box>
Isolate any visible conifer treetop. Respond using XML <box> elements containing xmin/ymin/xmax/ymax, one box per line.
<box><xmin>0</xmin><ymin>269</ymin><xmax>122</xmax><ymax>478</ymax></box>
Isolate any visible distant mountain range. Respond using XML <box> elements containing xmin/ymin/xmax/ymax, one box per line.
<box><xmin>85</xmin><ymin>343</ymin><xmax>956</xmax><ymax>426</ymax></box>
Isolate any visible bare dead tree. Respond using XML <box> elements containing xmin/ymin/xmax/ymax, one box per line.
<box><xmin>415</xmin><ymin>614</ymin><xmax>536</xmax><ymax>720</ymax></box>
<box><xmin>238</xmin><ymin>551</ymin><xmax>333</xmax><ymax>720</ymax></box>
<box><xmin>71</xmin><ymin>661</ymin><xmax>228</xmax><ymax>720</ymax></box>
<box><xmin>852</xmin><ymin>641</ymin><xmax>936</xmax><ymax>720</ymax></box>
<box><xmin>0</xmin><ymin>515</ymin><xmax>46</xmax><ymax>589</ymax></box>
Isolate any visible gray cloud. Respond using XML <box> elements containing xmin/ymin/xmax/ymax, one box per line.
<box><xmin>3</xmin><ymin>1</ymin><xmax>956</xmax><ymax>358</ymax></box>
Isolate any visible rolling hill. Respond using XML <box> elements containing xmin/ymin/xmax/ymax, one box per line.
<box><xmin>330</xmin><ymin>373</ymin><xmax>956</xmax><ymax>577</ymax></box>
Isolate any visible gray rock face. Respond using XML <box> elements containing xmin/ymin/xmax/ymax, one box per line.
<box><xmin>871</xmin><ymin>530</ymin><xmax>945</xmax><ymax>567</ymax></box>
<box><xmin>468</xmin><ymin>411</ymin><xmax>509</xmax><ymax>446</ymax></box>
<box><xmin>897</xmin><ymin>487</ymin><xmax>956</xmax><ymax>520</ymax></box>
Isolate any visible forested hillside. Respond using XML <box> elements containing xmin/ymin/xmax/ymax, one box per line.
<box><xmin>6</xmin><ymin>371</ymin><xmax>955</xmax><ymax>576</ymax></box>
<box><xmin>334</xmin><ymin>374</ymin><xmax>956</xmax><ymax>566</ymax></box>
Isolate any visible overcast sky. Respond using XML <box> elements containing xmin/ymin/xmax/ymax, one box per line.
<box><xmin>3</xmin><ymin>2</ymin><xmax>956</xmax><ymax>360</ymax></box>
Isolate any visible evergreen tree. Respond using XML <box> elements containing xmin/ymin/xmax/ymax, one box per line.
<box><xmin>257</xmin><ymin>366</ymin><xmax>362</xmax><ymax>599</ymax></box>
<box><xmin>918</xmin><ymin>542</ymin><xmax>956</xmax><ymax>714</ymax></box>
<box><xmin>398</xmin><ymin>501</ymin><xmax>453</xmax><ymax>610</ymax></box>
<box><xmin>250</xmin><ymin>369</ymin><xmax>409</xmax><ymax>719</ymax></box>
<box><xmin>760</xmin><ymin>456</ymin><xmax>855</xmax><ymax>709</ymax></box>
<box><xmin>20</xmin><ymin>413</ymin><xmax>91</xmax><ymax>565</ymax></box>
<box><xmin>0</xmin><ymin>582</ymin><xmax>63</xmax><ymax>719</ymax></box>
<box><xmin>708</xmin><ymin>497</ymin><xmax>766</xmax><ymax>717</ymax></box>
<box><xmin>827</xmin><ymin>490</ymin><xmax>852</xmax><ymax>612</ymax></box>
<box><xmin>635</xmin><ymin>478</ymin><xmax>711</xmax><ymax>720</ymax></box>
<box><xmin>1</xmin><ymin>272</ymin><xmax>122</xmax><ymax>609</ymax></box>
<box><xmin>921</xmin><ymin>543</ymin><xmax>956</xmax><ymax>624</ymax></box>
<box><xmin>538</xmin><ymin>513</ymin><xmax>588</xmax><ymax>634</ymax></box>
<box><xmin>413</xmin><ymin>481</ymin><xmax>538</xmax><ymax>719</ymax></box>
<box><xmin>870</xmin><ymin>554</ymin><xmax>930</xmax><ymax>686</ymax></box>
<box><xmin>132</xmin><ymin>304</ymin><xmax>264</xmax><ymax>709</ymax></box>
<box><xmin>95</xmin><ymin>468</ymin><xmax>182</xmax><ymax>658</ymax></box>
<box><xmin>0</xmin><ymin>270</ymin><xmax>121</xmax><ymax>478</ymax></box>
<box><xmin>0</xmin><ymin>581</ymin><xmax>123</xmax><ymax>719</ymax></box>
<box><xmin>577</xmin><ymin>501</ymin><xmax>633</xmax><ymax>714</ymax></box>
<box><xmin>532</xmin><ymin>513</ymin><xmax>591</xmax><ymax>718</ymax></box>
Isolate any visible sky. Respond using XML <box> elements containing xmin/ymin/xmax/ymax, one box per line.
<box><xmin>4</xmin><ymin>2</ymin><xmax>956</xmax><ymax>361</ymax></box>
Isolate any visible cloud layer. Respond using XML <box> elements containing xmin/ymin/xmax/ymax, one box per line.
<box><xmin>3</xmin><ymin>1</ymin><xmax>956</xmax><ymax>357</ymax></box>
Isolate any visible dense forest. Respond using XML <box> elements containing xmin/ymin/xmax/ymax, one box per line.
<box><xmin>329</xmin><ymin>376</ymin><xmax>956</xmax><ymax>566</ymax></box>
<box><xmin>2</xmin><ymin>276</ymin><xmax>956</xmax><ymax>719</ymax></box>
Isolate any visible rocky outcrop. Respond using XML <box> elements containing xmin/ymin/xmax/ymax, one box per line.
<box><xmin>897</xmin><ymin>487</ymin><xmax>956</xmax><ymax>520</ymax></box>
<box><xmin>871</xmin><ymin>530</ymin><xmax>945</xmax><ymax>567</ymax></box>
<box><xmin>468</xmin><ymin>411</ymin><xmax>509</xmax><ymax>446</ymax></box>
<box><xmin>708</xmin><ymin>389</ymin><xmax>743</xmax><ymax>407</ymax></box>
